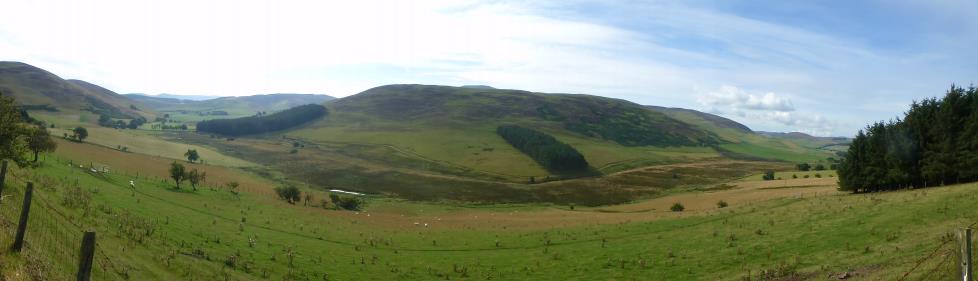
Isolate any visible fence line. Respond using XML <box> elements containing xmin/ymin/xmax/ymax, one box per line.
<box><xmin>0</xmin><ymin>167</ymin><xmax>122</xmax><ymax>280</ymax></box>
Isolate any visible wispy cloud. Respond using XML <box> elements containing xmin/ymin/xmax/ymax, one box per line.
<box><xmin>0</xmin><ymin>0</ymin><xmax>975</xmax><ymax>136</ymax></box>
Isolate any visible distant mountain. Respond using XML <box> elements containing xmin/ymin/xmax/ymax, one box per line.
<box><xmin>131</xmin><ymin>93</ymin><xmax>223</xmax><ymax>101</ymax></box>
<box><xmin>127</xmin><ymin>93</ymin><xmax>334</xmax><ymax>118</ymax></box>
<box><xmin>0</xmin><ymin>61</ymin><xmax>151</xmax><ymax>118</ymax></box>
<box><xmin>756</xmin><ymin>131</ymin><xmax>850</xmax><ymax>143</ymax></box>
<box><xmin>461</xmin><ymin>85</ymin><xmax>496</xmax><ymax>90</ymax></box>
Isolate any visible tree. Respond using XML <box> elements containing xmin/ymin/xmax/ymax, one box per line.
<box><xmin>26</xmin><ymin>127</ymin><xmax>57</xmax><ymax>162</ymax></box>
<box><xmin>796</xmin><ymin>163</ymin><xmax>811</xmax><ymax>171</ymax></box>
<box><xmin>169</xmin><ymin>162</ymin><xmax>186</xmax><ymax>189</ymax></box>
<box><xmin>838</xmin><ymin>85</ymin><xmax>978</xmax><ymax>192</ymax></box>
<box><xmin>225</xmin><ymin>181</ymin><xmax>240</xmax><ymax>195</ymax></box>
<box><xmin>274</xmin><ymin>185</ymin><xmax>301</xmax><ymax>204</ymax></box>
<box><xmin>762</xmin><ymin>170</ymin><xmax>776</xmax><ymax>181</ymax></box>
<box><xmin>813</xmin><ymin>164</ymin><xmax>826</xmax><ymax>171</ymax></box>
<box><xmin>73</xmin><ymin>127</ymin><xmax>88</xmax><ymax>142</ymax></box>
<box><xmin>0</xmin><ymin>93</ymin><xmax>31</xmax><ymax>167</ymax></box>
<box><xmin>185</xmin><ymin>149</ymin><xmax>200</xmax><ymax>163</ymax></box>
<box><xmin>187</xmin><ymin>168</ymin><xmax>206</xmax><ymax>191</ymax></box>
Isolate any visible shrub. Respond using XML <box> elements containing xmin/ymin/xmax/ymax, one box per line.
<box><xmin>274</xmin><ymin>185</ymin><xmax>301</xmax><ymax>204</ymax></box>
<box><xmin>796</xmin><ymin>163</ymin><xmax>811</xmax><ymax>171</ymax></box>
<box><xmin>814</xmin><ymin>173</ymin><xmax>822</xmax><ymax>178</ymax></box>
<box><xmin>716</xmin><ymin>200</ymin><xmax>728</xmax><ymax>208</ymax></box>
<box><xmin>333</xmin><ymin>195</ymin><xmax>364</xmax><ymax>211</ymax></box>
<box><xmin>670</xmin><ymin>202</ymin><xmax>685</xmax><ymax>212</ymax></box>
<box><xmin>762</xmin><ymin>171</ymin><xmax>775</xmax><ymax>181</ymax></box>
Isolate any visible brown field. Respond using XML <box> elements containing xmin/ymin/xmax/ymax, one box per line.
<box><xmin>50</xmin><ymin>139</ymin><xmax>276</xmax><ymax>196</ymax></box>
<box><xmin>44</xmin><ymin>140</ymin><xmax>842</xmax><ymax>233</ymax></box>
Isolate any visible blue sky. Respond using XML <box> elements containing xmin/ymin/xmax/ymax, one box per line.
<box><xmin>1</xmin><ymin>0</ymin><xmax>976</xmax><ymax>137</ymax></box>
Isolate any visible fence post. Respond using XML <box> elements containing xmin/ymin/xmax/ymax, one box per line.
<box><xmin>11</xmin><ymin>182</ymin><xmax>33</xmax><ymax>252</ymax></box>
<box><xmin>0</xmin><ymin>159</ymin><xmax>8</xmax><ymax>204</ymax></box>
<box><xmin>963</xmin><ymin>228</ymin><xmax>974</xmax><ymax>281</ymax></box>
<box><xmin>77</xmin><ymin>231</ymin><xmax>96</xmax><ymax>281</ymax></box>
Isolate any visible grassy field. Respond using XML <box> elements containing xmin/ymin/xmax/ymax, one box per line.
<box><xmin>0</xmin><ymin>141</ymin><xmax>973</xmax><ymax>280</ymax></box>
<box><xmin>31</xmin><ymin>111</ymin><xmax>255</xmax><ymax>168</ymax></box>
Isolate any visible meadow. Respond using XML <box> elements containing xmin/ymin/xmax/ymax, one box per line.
<box><xmin>0</xmin><ymin>141</ymin><xmax>972</xmax><ymax>280</ymax></box>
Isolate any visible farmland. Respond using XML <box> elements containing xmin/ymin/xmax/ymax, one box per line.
<box><xmin>0</xmin><ymin>140</ymin><xmax>971</xmax><ymax>280</ymax></box>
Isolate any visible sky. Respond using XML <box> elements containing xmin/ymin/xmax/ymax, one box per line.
<box><xmin>2</xmin><ymin>0</ymin><xmax>977</xmax><ymax>137</ymax></box>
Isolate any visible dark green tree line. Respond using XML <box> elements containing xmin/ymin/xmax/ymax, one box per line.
<box><xmin>196</xmin><ymin>104</ymin><xmax>328</xmax><ymax>136</ymax></box>
<box><xmin>496</xmin><ymin>125</ymin><xmax>589</xmax><ymax>172</ymax></box>
<box><xmin>838</xmin><ymin>86</ymin><xmax>978</xmax><ymax>192</ymax></box>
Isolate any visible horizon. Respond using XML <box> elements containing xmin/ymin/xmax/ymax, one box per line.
<box><xmin>2</xmin><ymin>1</ymin><xmax>977</xmax><ymax>137</ymax></box>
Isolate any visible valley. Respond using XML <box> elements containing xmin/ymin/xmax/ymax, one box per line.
<box><xmin>0</xmin><ymin>62</ymin><xmax>967</xmax><ymax>281</ymax></box>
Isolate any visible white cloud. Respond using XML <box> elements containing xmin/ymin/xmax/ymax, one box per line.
<box><xmin>696</xmin><ymin>85</ymin><xmax>839</xmax><ymax>136</ymax></box>
<box><xmin>697</xmin><ymin>85</ymin><xmax>794</xmax><ymax>112</ymax></box>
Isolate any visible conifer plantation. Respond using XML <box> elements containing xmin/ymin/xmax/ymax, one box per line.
<box><xmin>838</xmin><ymin>86</ymin><xmax>978</xmax><ymax>192</ymax></box>
<box><xmin>496</xmin><ymin>125</ymin><xmax>589</xmax><ymax>172</ymax></box>
<box><xmin>196</xmin><ymin>104</ymin><xmax>328</xmax><ymax>136</ymax></box>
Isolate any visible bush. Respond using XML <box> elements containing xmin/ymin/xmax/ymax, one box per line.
<box><xmin>796</xmin><ymin>163</ymin><xmax>811</xmax><ymax>171</ymax></box>
<box><xmin>329</xmin><ymin>194</ymin><xmax>364</xmax><ymax>211</ymax></box>
<box><xmin>813</xmin><ymin>164</ymin><xmax>826</xmax><ymax>171</ymax></box>
<box><xmin>670</xmin><ymin>202</ymin><xmax>685</xmax><ymax>212</ymax></box>
<box><xmin>274</xmin><ymin>185</ymin><xmax>301</xmax><ymax>204</ymax></box>
<box><xmin>814</xmin><ymin>173</ymin><xmax>822</xmax><ymax>178</ymax></box>
<box><xmin>716</xmin><ymin>200</ymin><xmax>728</xmax><ymax>208</ymax></box>
<box><xmin>762</xmin><ymin>171</ymin><xmax>775</xmax><ymax>181</ymax></box>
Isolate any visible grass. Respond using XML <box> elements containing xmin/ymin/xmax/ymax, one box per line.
<box><xmin>741</xmin><ymin>170</ymin><xmax>839</xmax><ymax>181</ymax></box>
<box><xmin>31</xmin><ymin>111</ymin><xmax>255</xmax><ymax>168</ymax></box>
<box><xmin>1</xmin><ymin>148</ymin><xmax>973</xmax><ymax>280</ymax></box>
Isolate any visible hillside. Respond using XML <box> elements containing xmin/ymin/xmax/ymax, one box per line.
<box><xmin>287</xmin><ymin>84</ymin><xmax>730</xmax><ymax>178</ymax></box>
<box><xmin>127</xmin><ymin>93</ymin><xmax>334</xmax><ymax>121</ymax></box>
<box><xmin>0</xmin><ymin>61</ymin><xmax>151</xmax><ymax>119</ymax></box>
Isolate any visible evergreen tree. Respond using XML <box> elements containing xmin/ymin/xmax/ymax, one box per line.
<box><xmin>838</xmin><ymin>85</ymin><xmax>978</xmax><ymax>192</ymax></box>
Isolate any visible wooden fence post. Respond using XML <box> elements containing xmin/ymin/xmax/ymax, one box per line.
<box><xmin>11</xmin><ymin>182</ymin><xmax>33</xmax><ymax>252</ymax></box>
<box><xmin>0</xmin><ymin>160</ymin><xmax>7</xmax><ymax>204</ymax></box>
<box><xmin>77</xmin><ymin>231</ymin><xmax>96</xmax><ymax>281</ymax></box>
<box><xmin>963</xmin><ymin>228</ymin><xmax>974</xmax><ymax>281</ymax></box>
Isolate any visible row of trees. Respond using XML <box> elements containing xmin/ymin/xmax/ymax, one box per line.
<box><xmin>838</xmin><ymin>86</ymin><xmax>978</xmax><ymax>192</ymax></box>
<box><xmin>496</xmin><ymin>125</ymin><xmax>589</xmax><ymax>172</ymax></box>
<box><xmin>273</xmin><ymin>185</ymin><xmax>363</xmax><ymax>210</ymax></box>
<box><xmin>98</xmin><ymin>114</ymin><xmax>146</xmax><ymax>129</ymax></box>
<box><xmin>196</xmin><ymin>104</ymin><xmax>328</xmax><ymax>136</ymax></box>
<box><xmin>1</xmin><ymin>92</ymin><xmax>58</xmax><ymax>167</ymax></box>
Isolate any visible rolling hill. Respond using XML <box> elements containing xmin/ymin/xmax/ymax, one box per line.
<box><xmin>0</xmin><ymin>61</ymin><xmax>151</xmax><ymax>119</ymax></box>
<box><xmin>126</xmin><ymin>93</ymin><xmax>334</xmax><ymax>121</ymax></box>
<box><xmin>278</xmin><ymin>84</ymin><xmax>837</xmax><ymax>183</ymax></box>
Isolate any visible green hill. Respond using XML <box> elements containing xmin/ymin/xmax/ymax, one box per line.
<box><xmin>0</xmin><ymin>61</ymin><xmax>152</xmax><ymax>119</ymax></box>
<box><xmin>126</xmin><ymin>93</ymin><xmax>334</xmax><ymax>122</ymax></box>
<box><xmin>288</xmin><ymin>84</ymin><xmax>729</xmax><ymax>178</ymax></box>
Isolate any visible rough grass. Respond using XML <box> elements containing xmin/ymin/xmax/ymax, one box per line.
<box><xmin>31</xmin><ymin>111</ymin><xmax>255</xmax><ymax>168</ymax></box>
<box><xmin>1</xmin><ymin>147</ymin><xmax>974</xmax><ymax>280</ymax></box>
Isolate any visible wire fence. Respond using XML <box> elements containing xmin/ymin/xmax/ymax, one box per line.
<box><xmin>0</xmin><ymin>163</ymin><xmax>125</xmax><ymax>280</ymax></box>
